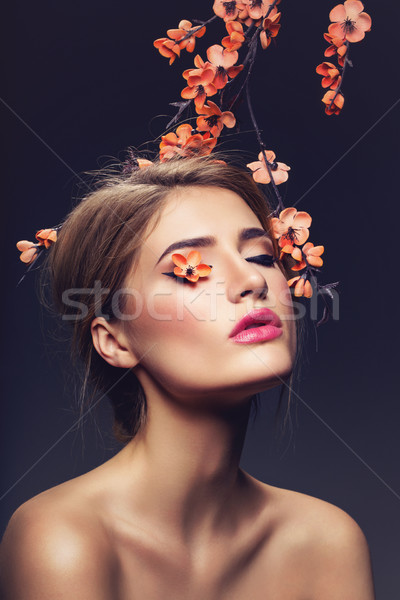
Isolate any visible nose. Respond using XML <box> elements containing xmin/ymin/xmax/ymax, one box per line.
<box><xmin>226</xmin><ymin>259</ymin><xmax>269</xmax><ymax>304</ymax></box>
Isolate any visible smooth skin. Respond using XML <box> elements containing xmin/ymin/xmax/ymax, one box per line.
<box><xmin>0</xmin><ymin>187</ymin><xmax>375</xmax><ymax>599</ymax></box>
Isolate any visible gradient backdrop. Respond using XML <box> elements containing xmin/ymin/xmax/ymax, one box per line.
<box><xmin>1</xmin><ymin>1</ymin><xmax>399</xmax><ymax>597</ymax></box>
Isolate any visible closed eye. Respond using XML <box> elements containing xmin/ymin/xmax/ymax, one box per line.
<box><xmin>162</xmin><ymin>271</ymin><xmax>191</xmax><ymax>284</ymax></box>
<box><xmin>245</xmin><ymin>254</ymin><xmax>278</xmax><ymax>267</ymax></box>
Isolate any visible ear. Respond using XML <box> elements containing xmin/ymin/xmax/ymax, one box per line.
<box><xmin>91</xmin><ymin>317</ymin><xmax>139</xmax><ymax>369</ymax></box>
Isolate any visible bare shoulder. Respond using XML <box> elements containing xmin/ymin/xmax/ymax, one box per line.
<box><xmin>0</xmin><ymin>489</ymin><xmax>116</xmax><ymax>600</ymax></box>
<box><xmin>262</xmin><ymin>483</ymin><xmax>376</xmax><ymax>599</ymax></box>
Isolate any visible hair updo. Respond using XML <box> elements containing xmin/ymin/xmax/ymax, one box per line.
<box><xmin>44</xmin><ymin>155</ymin><xmax>291</xmax><ymax>444</ymax></box>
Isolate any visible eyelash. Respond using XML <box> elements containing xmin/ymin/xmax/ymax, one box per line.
<box><xmin>162</xmin><ymin>254</ymin><xmax>277</xmax><ymax>283</ymax></box>
<box><xmin>245</xmin><ymin>254</ymin><xmax>278</xmax><ymax>268</ymax></box>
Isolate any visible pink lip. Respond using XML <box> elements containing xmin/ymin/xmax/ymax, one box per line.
<box><xmin>229</xmin><ymin>308</ymin><xmax>283</xmax><ymax>344</ymax></box>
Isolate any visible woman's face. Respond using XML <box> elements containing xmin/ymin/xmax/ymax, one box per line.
<box><xmin>121</xmin><ymin>186</ymin><xmax>296</xmax><ymax>405</ymax></box>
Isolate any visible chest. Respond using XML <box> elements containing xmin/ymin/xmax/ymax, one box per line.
<box><xmin>110</xmin><ymin>532</ymin><xmax>310</xmax><ymax>600</ymax></box>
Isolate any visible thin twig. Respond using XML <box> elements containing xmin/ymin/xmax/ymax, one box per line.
<box><xmin>245</xmin><ymin>79</ymin><xmax>285</xmax><ymax>213</ymax></box>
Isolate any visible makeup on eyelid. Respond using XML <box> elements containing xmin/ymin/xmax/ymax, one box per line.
<box><xmin>162</xmin><ymin>253</ymin><xmax>278</xmax><ymax>282</ymax></box>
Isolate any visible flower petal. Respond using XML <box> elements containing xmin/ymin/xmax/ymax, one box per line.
<box><xmin>172</xmin><ymin>253</ymin><xmax>188</xmax><ymax>268</ymax></box>
<box><xmin>344</xmin><ymin>0</ymin><xmax>365</xmax><ymax>20</ymax></box>
<box><xmin>329</xmin><ymin>4</ymin><xmax>346</xmax><ymax>22</ymax></box>
<box><xmin>196</xmin><ymin>264</ymin><xmax>212</xmax><ymax>277</ymax></box>
<box><xmin>293</xmin><ymin>211</ymin><xmax>312</xmax><ymax>229</ymax></box>
<box><xmin>356</xmin><ymin>12</ymin><xmax>372</xmax><ymax>31</ymax></box>
<box><xmin>187</xmin><ymin>250</ymin><xmax>201</xmax><ymax>266</ymax></box>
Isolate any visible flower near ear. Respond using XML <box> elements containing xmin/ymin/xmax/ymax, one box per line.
<box><xmin>287</xmin><ymin>275</ymin><xmax>313</xmax><ymax>298</ymax></box>
<box><xmin>35</xmin><ymin>228</ymin><xmax>58</xmax><ymax>248</ymax></box>
<box><xmin>16</xmin><ymin>240</ymin><xmax>40</xmax><ymax>265</ymax></box>
<box><xmin>195</xmin><ymin>101</ymin><xmax>236</xmax><ymax>137</ymax></box>
<box><xmin>16</xmin><ymin>228</ymin><xmax>58</xmax><ymax>264</ymax></box>
<box><xmin>172</xmin><ymin>251</ymin><xmax>212</xmax><ymax>282</ymax></box>
<box><xmin>271</xmin><ymin>207</ymin><xmax>312</xmax><ymax>249</ymax></box>
<box><xmin>246</xmin><ymin>150</ymin><xmax>290</xmax><ymax>185</ymax></box>
<box><xmin>322</xmin><ymin>90</ymin><xmax>345</xmax><ymax>115</ymax></box>
<box><xmin>329</xmin><ymin>0</ymin><xmax>372</xmax><ymax>43</ymax></box>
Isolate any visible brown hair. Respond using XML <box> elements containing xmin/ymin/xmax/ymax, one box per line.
<box><xmin>44</xmin><ymin>155</ymin><xmax>294</xmax><ymax>444</ymax></box>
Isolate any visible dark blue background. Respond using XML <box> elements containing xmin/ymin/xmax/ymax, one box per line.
<box><xmin>1</xmin><ymin>1</ymin><xmax>399</xmax><ymax>597</ymax></box>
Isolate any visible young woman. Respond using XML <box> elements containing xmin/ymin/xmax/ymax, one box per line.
<box><xmin>0</xmin><ymin>157</ymin><xmax>375</xmax><ymax>599</ymax></box>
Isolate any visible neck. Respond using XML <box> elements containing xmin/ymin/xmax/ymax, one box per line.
<box><xmin>111</xmin><ymin>382</ymin><xmax>253</xmax><ymax>545</ymax></box>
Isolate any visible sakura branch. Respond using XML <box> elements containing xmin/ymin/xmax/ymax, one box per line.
<box><xmin>317</xmin><ymin>1</ymin><xmax>372</xmax><ymax>115</ymax></box>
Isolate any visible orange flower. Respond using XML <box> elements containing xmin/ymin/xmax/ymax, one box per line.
<box><xmin>316</xmin><ymin>62</ymin><xmax>342</xmax><ymax>89</ymax></box>
<box><xmin>154</xmin><ymin>38</ymin><xmax>181</xmax><ymax>65</ymax></box>
<box><xmin>136</xmin><ymin>159</ymin><xmax>153</xmax><ymax>169</ymax></box>
<box><xmin>271</xmin><ymin>207</ymin><xmax>312</xmax><ymax>249</ymax></box>
<box><xmin>35</xmin><ymin>228</ymin><xmax>58</xmax><ymax>248</ymax></box>
<box><xmin>322</xmin><ymin>90</ymin><xmax>345</xmax><ymax>115</ymax></box>
<box><xmin>154</xmin><ymin>20</ymin><xmax>206</xmax><ymax>64</ymax></box>
<box><xmin>172</xmin><ymin>251</ymin><xmax>212</xmax><ymax>282</ymax></box>
<box><xmin>181</xmin><ymin>55</ymin><xmax>217</xmax><ymax>109</ymax></box>
<box><xmin>222</xmin><ymin>22</ymin><xmax>245</xmax><ymax>52</ymax></box>
<box><xmin>195</xmin><ymin>101</ymin><xmax>236</xmax><ymax>137</ymax></box>
<box><xmin>291</xmin><ymin>242</ymin><xmax>325</xmax><ymax>271</ymax></box>
<box><xmin>241</xmin><ymin>0</ymin><xmax>280</xmax><ymax>21</ymax></box>
<box><xmin>213</xmin><ymin>0</ymin><xmax>245</xmax><ymax>22</ymax></box>
<box><xmin>287</xmin><ymin>275</ymin><xmax>313</xmax><ymax>298</ymax></box>
<box><xmin>260</xmin><ymin>12</ymin><xmax>281</xmax><ymax>49</ymax></box>
<box><xmin>206</xmin><ymin>45</ymin><xmax>244</xmax><ymax>90</ymax></box>
<box><xmin>323</xmin><ymin>32</ymin><xmax>348</xmax><ymax>67</ymax></box>
<box><xmin>167</xmin><ymin>20</ymin><xmax>206</xmax><ymax>53</ymax></box>
<box><xmin>16</xmin><ymin>240</ymin><xmax>40</xmax><ymax>264</ymax></box>
<box><xmin>159</xmin><ymin>124</ymin><xmax>217</xmax><ymax>161</ymax></box>
<box><xmin>329</xmin><ymin>0</ymin><xmax>372</xmax><ymax>43</ymax></box>
<box><xmin>246</xmin><ymin>150</ymin><xmax>290</xmax><ymax>185</ymax></box>
<box><xmin>16</xmin><ymin>228</ymin><xmax>58</xmax><ymax>264</ymax></box>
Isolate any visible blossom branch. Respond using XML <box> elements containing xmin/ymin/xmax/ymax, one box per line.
<box><xmin>245</xmin><ymin>78</ymin><xmax>285</xmax><ymax>213</ymax></box>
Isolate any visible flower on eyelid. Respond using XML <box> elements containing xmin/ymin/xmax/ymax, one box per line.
<box><xmin>171</xmin><ymin>251</ymin><xmax>212</xmax><ymax>282</ymax></box>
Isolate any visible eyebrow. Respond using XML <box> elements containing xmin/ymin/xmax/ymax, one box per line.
<box><xmin>155</xmin><ymin>227</ymin><xmax>273</xmax><ymax>266</ymax></box>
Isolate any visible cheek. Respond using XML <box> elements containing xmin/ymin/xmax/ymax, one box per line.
<box><xmin>129</xmin><ymin>284</ymin><xmax>213</xmax><ymax>349</ymax></box>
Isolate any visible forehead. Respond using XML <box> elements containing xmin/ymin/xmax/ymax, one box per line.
<box><xmin>145</xmin><ymin>186</ymin><xmax>264</xmax><ymax>251</ymax></box>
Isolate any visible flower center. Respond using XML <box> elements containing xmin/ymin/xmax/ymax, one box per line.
<box><xmin>343</xmin><ymin>17</ymin><xmax>356</xmax><ymax>32</ymax></box>
<box><xmin>270</xmin><ymin>161</ymin><xmax>278</xmax><ymax>171</ymax></box>
<box><xmin>196</xmin><ymin>84</ymin><xmax>205</xmax><ymax>95</ymax></box>
<box><xmin>223</xmin><ymin>1</ymin><xmax>237</xmax><ymax>15</ymax></box>
<box><xmin>205</xmin><ymin>115</ymin><xmax>220</xmax><ymax>127</ymax></box>
<box><xmin>186</xmin><ymin>266</ymin><xmax>194</xmax><ymax>275</ymax></box>
<box><xmin>250</xmin><ymin>0</ymin><xmax>263</xmax><ymax>8</ymax></box>
<box><xmin>284</xmin><ymin>227</ymin><xmax>296</xmax><ymax>242</ymax></box>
